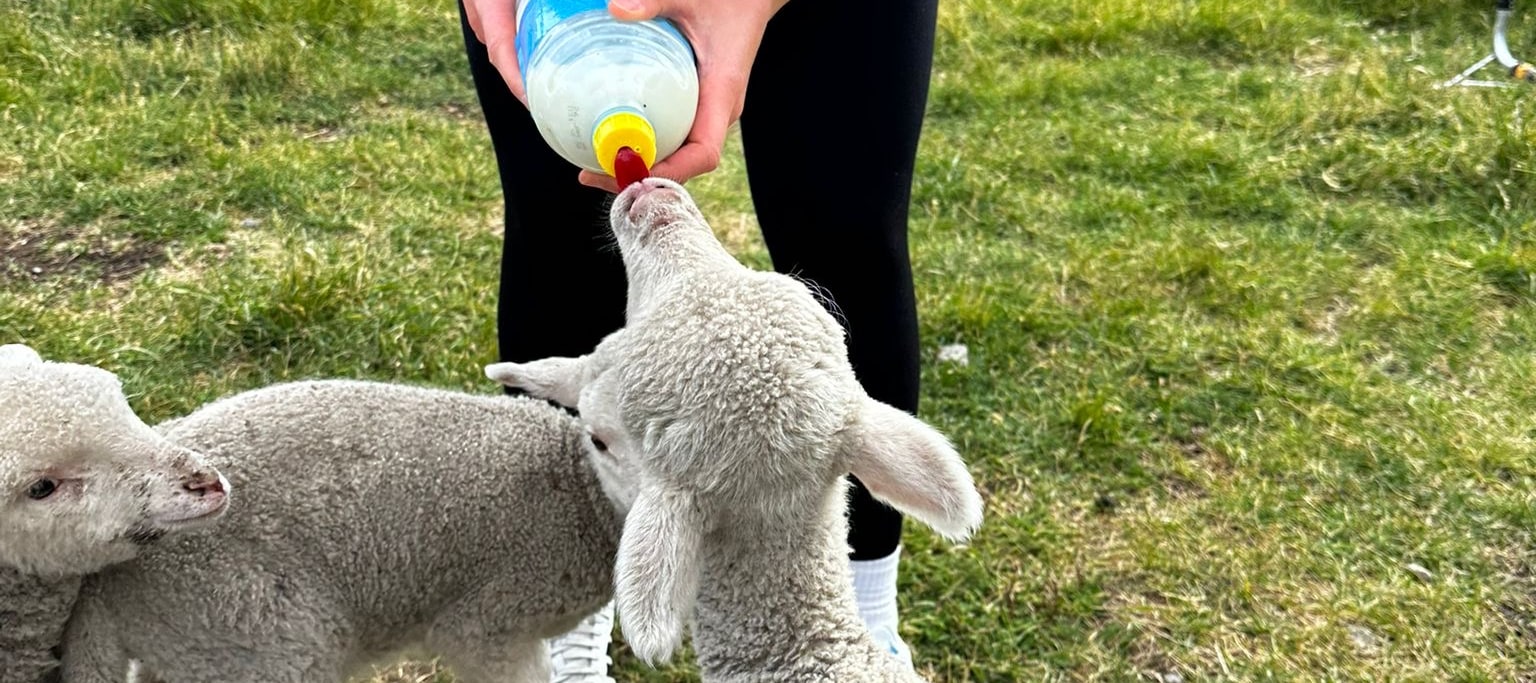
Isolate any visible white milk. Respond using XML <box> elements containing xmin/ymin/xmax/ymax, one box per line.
<box><xmin>521</xmin><ymin>10</ymin><xmax>699</xmax><ymax>174</ymax></box>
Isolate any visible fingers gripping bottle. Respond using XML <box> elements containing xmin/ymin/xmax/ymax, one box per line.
<box><xmin>515</xmin><ymin>0</ymin><xmax>699</xmax><ymax>184</ymax></box>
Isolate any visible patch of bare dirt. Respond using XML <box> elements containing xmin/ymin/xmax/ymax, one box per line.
<box><xmin>0</xmin><ymin>219</ymin><xmax>165</xmax><ymax>284</ymax></box>
<box><xmin>1153</xmin><ymin>426</ymin><xmax>1229</xmax><ymax>500</ymax></box>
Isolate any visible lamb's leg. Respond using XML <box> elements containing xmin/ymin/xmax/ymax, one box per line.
<box><xmin>64</xmin><ymin>593</ymin><xmax>342</xmax><ymax>683</ymax></box>
<box><xmin>433</xmin><ymin>635</ymin><xmax>550</xmax><ymax>683</ymax></box>
<box><xmin>56</xmin><ymin>650</ymin><xmax>129</xmax><ymax>683</ymax></box>
<box><xmin>428</xmin><ymin>598</ymin><xmax>565</xmax><ymax>683</ymax></box>
<box><xmin>56</xmin><ymin>599</ymin><xmax>131</xmax><ymax>683</ymax></box>
<box><xmin>0</xmin><ymin>570</ymin><xmax>79</xmax><ymax>683</ymax></box>
<box><xmin>65</xmin><ymin>646</ymin><xmax>334</xmax><ymax>683</ymax></box>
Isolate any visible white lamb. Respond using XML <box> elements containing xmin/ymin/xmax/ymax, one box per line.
<box><xmin>0</xmin><ymin>344</ymin><xmax>230</xmax><ymax>683</ymax></box>
<box><xmin>486</xmin><ymin>177</ymin><xmax>986</xmax><ymax>681</ymax></box>
<box><xmin>1</xmin><ymin>344</ymin><xmax>625</xmax><ymax>682</ymax></box>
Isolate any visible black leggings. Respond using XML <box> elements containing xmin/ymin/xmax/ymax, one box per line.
<box><xmin>458</xmin><ymin>0</ymin><xmax>936</xmax><ymax>561</ymax></box>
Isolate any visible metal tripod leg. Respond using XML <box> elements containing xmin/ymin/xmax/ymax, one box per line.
<box><xmin>1440</xmin><ymin>2</ymin><xmax>1536</xmax><ymax>88</ymax></box>
<box><xmin>1439</xmin><ymin>53</ymin><xmax>1514</xmax><ymax>88</ymax></box>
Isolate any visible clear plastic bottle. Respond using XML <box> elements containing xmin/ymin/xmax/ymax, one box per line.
<box><xmin>516</xmin><ymin>0</ymin><xmax>699</xmax><ymax>178</ymax></box>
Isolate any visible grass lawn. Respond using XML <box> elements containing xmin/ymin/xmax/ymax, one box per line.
<box><xmin>6</xmin><ymin>0</ymin><xmax>1536</xmax><ymax>680</ymax></box>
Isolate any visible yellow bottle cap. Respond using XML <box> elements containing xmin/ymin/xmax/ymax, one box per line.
<box><xmin>593</xmin><ymin>110</ymin><xmax>657</xmax><ymax>178</ymax></box>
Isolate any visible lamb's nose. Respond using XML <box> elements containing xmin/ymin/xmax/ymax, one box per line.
<box><xmin>635</xmin><ymin>177</ymin><xmax>678</xmax><ymax>193</ymax></box>
<box><xmin>632</xmin><ymin>179</ymin><xmax>679</xmax><ymax>203</ymax></box>
<box><xmin>182</xmin><ymin>472</ymin><xmax>226</xmax><ymax>497</ymax></box>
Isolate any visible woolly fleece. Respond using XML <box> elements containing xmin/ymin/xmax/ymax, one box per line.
<box><xmin>488</xmin><ymin>178</ymin><xmax>985</xmax><ymax>682</ymax></box>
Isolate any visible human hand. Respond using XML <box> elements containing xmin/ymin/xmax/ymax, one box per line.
<box><xmin>463</xmin><ymin>0</ymin><xmax>530</xmax><ymax>106</ymax></box>
<box><xmin>577</xmin><ymin>0</ymin><xmax>791</xmax><ymax>193</ymax></box>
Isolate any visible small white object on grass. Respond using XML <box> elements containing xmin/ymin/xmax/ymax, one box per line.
<box><xmin>1405</xmin><ymin>562</ymin><xmax>1434</xmax><ymax>583</ymax></box>
<box><xmin>937</xmin><ymin>343</ymin><xmax>969</xmax><ymax>366</ymax></box>
<box><xmin>1347</xmin><ymin>624</ymin><xmax>1383</xmax><ymax>655</ymax></box>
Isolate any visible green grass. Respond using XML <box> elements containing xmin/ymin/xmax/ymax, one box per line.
<box><xmin>6</xmin><ymin>0</ymin><xmax>1536</xmax><ymax>680</ymax></box>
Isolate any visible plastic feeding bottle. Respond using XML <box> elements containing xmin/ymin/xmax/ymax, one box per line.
<box><xmin>516</xmin><ymin>0</ymin><xmax>699</xmax><ymax>185</ymax></box>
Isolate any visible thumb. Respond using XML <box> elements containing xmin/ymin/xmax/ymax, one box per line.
<box><xmin>608</xmin><ymin>0</ymin><xmax>663</xmax><ymax>21</ymax></box>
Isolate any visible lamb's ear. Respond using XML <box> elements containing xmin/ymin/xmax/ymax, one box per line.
<box><xmin>842</xmin><ymin>398</ymin><xmax>984</xmax><ymax>542</ymax></box>
<box><xmin>0</xmin><ymin>344</ymin><xmax>42</xmax><ymax>367</ymax></box>
<box><xmin>614</xmin><ymin>483</ymin><xmax>703</xmax><ymax>666</ymax></box>
<box><xmin>484</xmin><ymin>356</ymin><xmax>589</xmax><ymax>407</ymax></box>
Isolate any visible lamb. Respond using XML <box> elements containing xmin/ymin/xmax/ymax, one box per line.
<box><xmin>2</xmin><ymin>343</ymin><xmax>625</xmax><ymax>682</ymax></box>
<box><xmin>486</xmin><ymin>177</ymin><xmax>986</xmax><ymax>681</ymax></box>
<box><xmin>66</xmin><ymin>377</ymin><xmax>626</xmax><ymax>683</ymax></box>
<box><xmin>0</xmin><ymin>344</ymin><xmax>230</xmax><ymax>683</ymax></box>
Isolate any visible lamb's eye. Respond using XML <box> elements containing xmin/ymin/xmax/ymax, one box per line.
<box><xmin>590</xmin><ymin>435</ymin><xmax>609</xmax><ymax>452</ymax></box>
<box><xmin>26</xmin><ymin>479</ymin><xmax>57</xmax><ymax>501</ymax></box>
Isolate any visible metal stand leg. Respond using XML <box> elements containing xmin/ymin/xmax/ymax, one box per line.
<box><xmin>1440</xmin><ymin>53</ymin><xmax>1512</xmax><ymax>88</ymax></box>
<box><xmin>1440</xmin><ymin>2</ymin><xmax>1536</xmax><ymax>88</ymax></box>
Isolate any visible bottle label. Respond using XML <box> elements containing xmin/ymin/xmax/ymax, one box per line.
<box><xmin>515</xmin><ymin>0</ymin><xmax>693</xmax><ymax>80</ymax></box>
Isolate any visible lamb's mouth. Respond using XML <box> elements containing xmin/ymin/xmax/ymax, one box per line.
<box><xmin>609</xmin><ymin>179</ymin><xmax>652</xmax><ymax>225</ymax></box>
<box><xmin>629</xmin><ymin>188</ymin><xmax>687</xmax><ymax>221</ymax></box>
<box><xmin>124</xmin><ymin>526</ymin><xmax>167</xmax><ymax>546</ymax></box>
<box><xmin>125</xmin><ymin>503</ymin><xmax>227</xmax><ymax>546</ymax></box>
<box><xmin>613</xmin><ymin>178</ymin><xmax>690</xmax><ymax>229</ymax></box>
<box><xmin>148</xmin><ymin>496</ymin><xmax>231</xmax><ymax>530</ymax></box>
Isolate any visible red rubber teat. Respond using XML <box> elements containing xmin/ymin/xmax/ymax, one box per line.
<box><xmin>614</xmin><ymin>146</ymin><xmax>650</xmax><ymax>188</ymax></box>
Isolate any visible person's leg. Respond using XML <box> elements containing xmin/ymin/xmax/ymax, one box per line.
<box><xmin>457</xmin><ymin>2</ymin><xmax>627</xmax><ymax>366</ymax></box>
<box><xmin>738</xmin><ymin>0</ymin><xmax>938</xmax><ymax>666</ymax></box>
<box><xmin>458</xmin><ymin>5</ymin><xmax>621</xmax><ymax>681</ymax></box>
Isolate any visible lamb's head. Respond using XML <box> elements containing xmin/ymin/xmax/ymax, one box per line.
<box><xmin>488</xmin><ymin>183</ymin><xmax>985</xmax><ymax>665</ymax></box>
<box><xmin>0</xmin><ymin>345</ymin><xmax>230</xmax><ymax>576</ymax></box>
<box><xmin>608</xmin><ymin>177</ymin><xmax>744</xmax><ymax>320</ymax></box>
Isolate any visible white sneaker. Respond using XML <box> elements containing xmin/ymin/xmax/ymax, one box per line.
<box><xmin>868</xmin><ymin>623</ymin><xmax>914</xmax><ymax>671</ymax></box>
<box><xmin>547</xmin><ymin>601</ymin><xmax>617</xmax><ymax>683</ymax></box>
